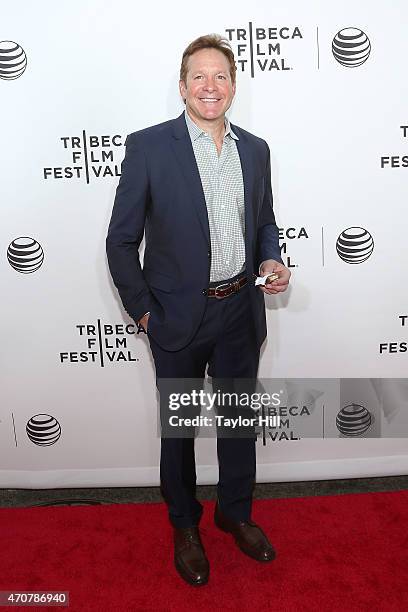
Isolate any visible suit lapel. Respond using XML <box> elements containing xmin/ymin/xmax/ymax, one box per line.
<box><xmin>170</xmin><ymin>114</ymin><xmax>210</xmax><ymax>244</ymax></box>
<box><xmin>233</xmin><ymin>125</ymin><xmax>256</xmax><ymax>266</ymax></box>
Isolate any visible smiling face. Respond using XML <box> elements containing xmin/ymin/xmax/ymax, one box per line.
<box><xmin>179</xmin><ymin>48</ymin><xmax>236</xmax><ymax>129</ymax></box>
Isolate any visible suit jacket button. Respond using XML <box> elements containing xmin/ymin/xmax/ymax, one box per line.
<box><xmin>208</xmin><ymin>251</ymin><xmax>211</xmax><ymax>257</ymax></box>
<box><xmin>202</xmin><ymin>289</ymin><xmax>207</xmax><ymax>295</ymax></box>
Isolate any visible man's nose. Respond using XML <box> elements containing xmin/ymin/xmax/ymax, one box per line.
<box><xmin>203</xmin><ymin>77</ymin><xmax>216</xmax><ymax>91</ymax></box>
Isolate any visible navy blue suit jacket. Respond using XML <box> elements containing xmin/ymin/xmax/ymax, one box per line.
<box><xmin>106</xmin><ymin>112</ymin><xmax>282</xmax><ymax>351</ymax></box>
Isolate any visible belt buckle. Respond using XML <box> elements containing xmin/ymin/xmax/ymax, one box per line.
<box><xmin>214</xmin><ymin>282</ymin><xmax>231</xmax><ymax>299</ymax></box>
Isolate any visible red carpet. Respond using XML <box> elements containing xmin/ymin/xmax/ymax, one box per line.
<box><xmin>1</xmin><ymin>491</ymin><xmax>408</xmax><ymax>611</ymax></box>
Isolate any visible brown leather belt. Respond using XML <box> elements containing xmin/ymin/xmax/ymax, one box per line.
<box><xmin>206</xmin><ymin>275</ymin><xmax>248</xmax><ymax>299</ymax></box>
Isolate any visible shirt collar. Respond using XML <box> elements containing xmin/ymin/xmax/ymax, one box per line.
<box><xmin>184</xmin><ymin>109</ymin><xmax>239</xmax><ymax>141</ymax></box>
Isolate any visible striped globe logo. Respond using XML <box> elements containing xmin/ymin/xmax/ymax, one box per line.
<box><xmin>26</xmin><ymin>414</ymin><xmax>61</xmax><ymax>446</ymax></box>
<box><xmin>0</xmin><ymin>40</ymin><xmax>27</xmax><ymax>80</ymax></box>
<box><xmin>332</xmin><ymin>28</ymin><xmax>371</xmax><ymax>68</ymax></box>
<box><xmin>7</xmin><ymin>237</ymin><xmax>44</xmax><ymax>273</ymax></box>
<box><xmin>336</xmin><ymin>227</ymin><xmax>374</xmax><ymax>264</ymax></box>
<box><xmin>336</xmin><ymin>404</ymin><xmax>372</xmax><ymax>437</ymax></box>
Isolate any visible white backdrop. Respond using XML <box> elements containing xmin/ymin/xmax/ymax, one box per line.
<box><xmin>1</xmin><ymin>0</ymin><xmax>407</xmax><ymax>487</ymax></box>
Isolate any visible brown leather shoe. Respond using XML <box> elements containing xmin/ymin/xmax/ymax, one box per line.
<box><xmin>173</xmin><ymin>526</ymin><xmax>209</xmax><ymax>586</ymax></box>
<box><xmin>214</xmin><ymin>503</ymin><xmax>276</xmax><ymax>562</ymax></box>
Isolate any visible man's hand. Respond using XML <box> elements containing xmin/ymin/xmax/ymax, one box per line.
<box><xmin>259</xmin><ymin>260</ymin><xmax>291</xmax><ymax>295</ymax></box>
<box><xmin>138</xmin><ymin>312</ymin><xmax>150</xmax><ymax>332</ymax></box>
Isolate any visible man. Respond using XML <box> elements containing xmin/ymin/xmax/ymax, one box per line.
<box><xmin>106</xmin><ymin>34</ymin><xmax>290</xmax><ymax>586</ymax></box>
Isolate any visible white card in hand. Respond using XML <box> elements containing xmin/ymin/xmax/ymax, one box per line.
<box><xmin>255</xmin><ymin>273</ymin><xmax>279</xmax><ymax>286</ymax></box>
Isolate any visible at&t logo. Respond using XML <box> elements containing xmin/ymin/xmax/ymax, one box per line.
<box><xmin>0</xmin><ymin>40</ymin><xmax>27</xmax><ymax>80</ymax></box>
<box><xmin>26</xmin><ymin>414</ymin><xmax>62</xmax><ymax>446</ymax></box>
<box><xmin>332</xmin><ymin>28</ymin><xmax>371</xmax><ymax>67</ymax></box>
<box><xmin>7</xmin><ymin>237</ymin><xmax>44</xmax><ymax>273</ymax></box>
<box><xmin>336</xmin><ymin>227</ymin><xmax>374</xmax><ymax>263</ymax></box>
<box><xmin>336</xmin><ymin>404</ymin><xmax>372</xmax><ymax>437</ymax></box>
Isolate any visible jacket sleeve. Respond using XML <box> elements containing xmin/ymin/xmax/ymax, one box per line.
<box><xmin>106</xmin><ymin>133</ymin><xmax>152</xmax><ymax>322</ymax></box>
<box><xmin>256</xmin><ymin>141</ymin><xmax>283</xmax><ymax>267</ymax></box>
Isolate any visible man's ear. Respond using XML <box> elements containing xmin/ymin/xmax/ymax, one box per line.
<box><xmin>179</xmin><ymin>79</ymin><xmax>186</xmax><ymax>102</ymax></box>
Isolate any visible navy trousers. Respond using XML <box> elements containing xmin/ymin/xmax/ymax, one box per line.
<box><xmin>148</xmin><ymin>277</ymin><xmax>260</xmax><ymax>528</ymax></box>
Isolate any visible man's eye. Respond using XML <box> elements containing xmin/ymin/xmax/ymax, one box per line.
<box><xmin>194</xmin><ymin>75</ymin><xmax>203</xmax><ymax>79</ymax></box>
<box><xmin>217</xmin><ymin>75</ymin><xmax>226</xmax><ymax>79</ymax></box>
